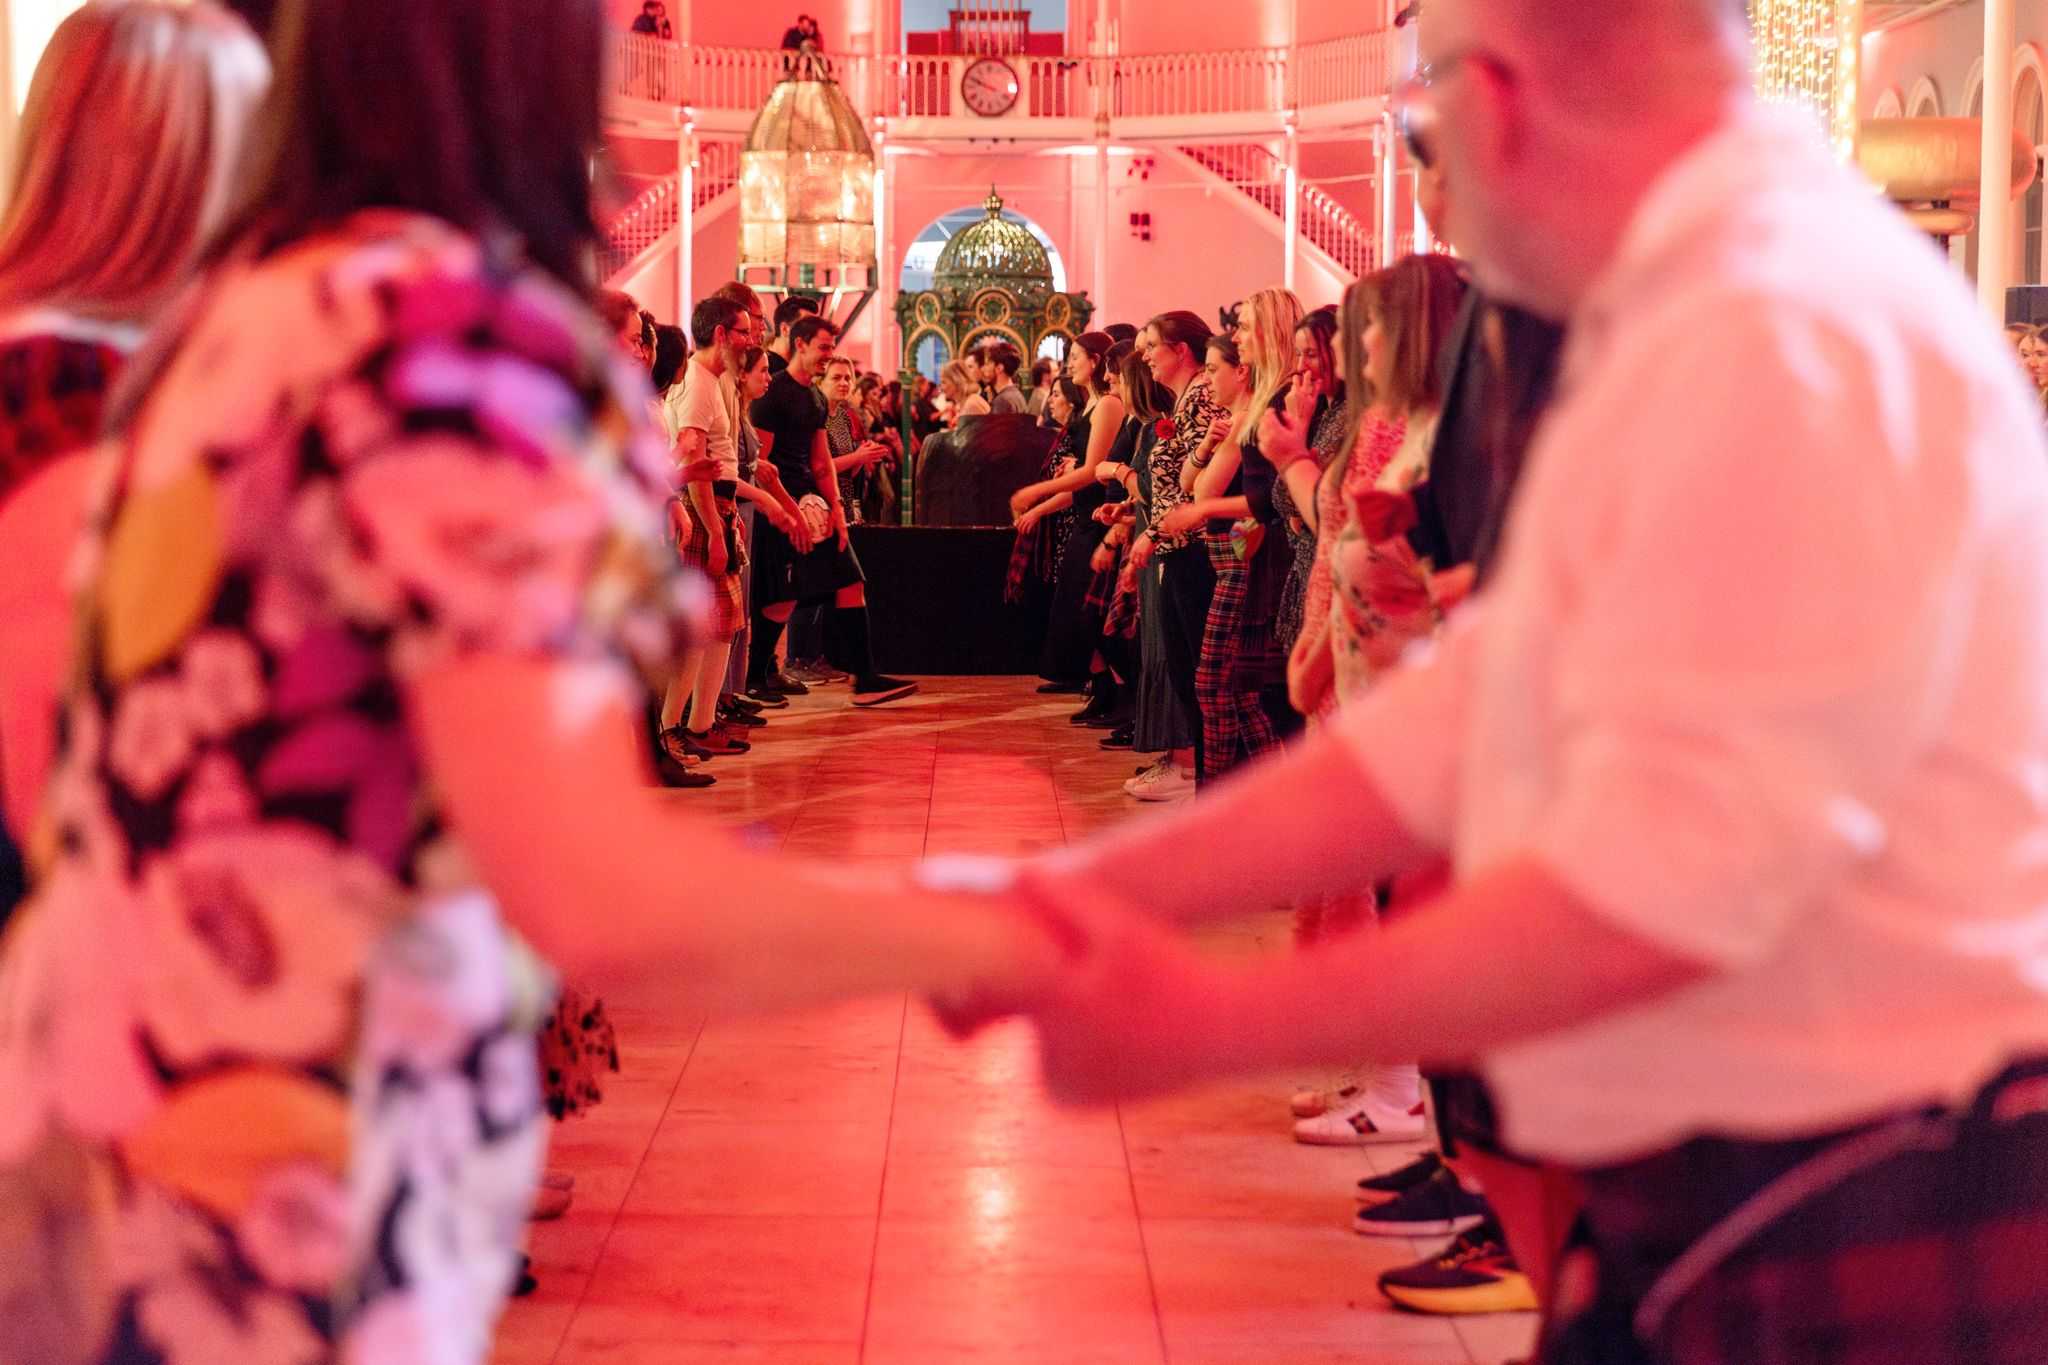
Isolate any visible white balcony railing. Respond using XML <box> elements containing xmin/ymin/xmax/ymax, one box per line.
<box><xmin>1181</xmin><ymin>142</ymin><xmax>1377</xmax><ymax>279</ymax></box>
<box><xmin>608</xmin><ymin>31</ymin><xmax>1398</xmax><ymax>124</ymax></box>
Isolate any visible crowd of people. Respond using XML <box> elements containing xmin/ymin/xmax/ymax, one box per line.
<box><xmin>995</xmin><ymin>164</ymin><xmax>1569</xmax><ymax>1309</ymax></box>
<box><xmin>5</xmin><ymin>1</ymin><xmax>2048</xmax><ymax>1364</ymax></box>
<box><xmin>592</xmin><ymin>285</ymin><xmax>924</xmax><ymax>788</ymax></box>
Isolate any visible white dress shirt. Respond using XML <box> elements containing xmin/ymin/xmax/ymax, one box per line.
<box><xmin>1341</xmin><ymin>104</ymin><xmax>2048</xmax><ymax>1166</ymax></box>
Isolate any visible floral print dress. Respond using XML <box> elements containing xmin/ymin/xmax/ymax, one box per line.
<box><xmin>0</xmin><ymin>212</ymin><xmax>698</xmax><ymax>1364</ymax></box>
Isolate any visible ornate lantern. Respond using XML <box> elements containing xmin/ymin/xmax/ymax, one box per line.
<box><xmin>739</xmin><ymin>49</ymin><xmax>878</xmax><ymax>319</ymax></box>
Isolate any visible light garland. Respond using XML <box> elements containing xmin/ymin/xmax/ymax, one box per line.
<box><xmin>1750</xmin><ymin>0</ymin><xmax>1864</xmax><ymax>161</ymax></box>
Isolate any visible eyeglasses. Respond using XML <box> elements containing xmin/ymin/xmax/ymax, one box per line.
<box><xmin>1392</xmin><ymin>47</ymin><xmax>1509</xmax><ymax>171</ymax></box>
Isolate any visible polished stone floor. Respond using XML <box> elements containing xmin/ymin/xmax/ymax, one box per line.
<box><xmin>492</xmin><ymin>676</ymin><xmax>1537</xmax><ymax>1365</ymax></box>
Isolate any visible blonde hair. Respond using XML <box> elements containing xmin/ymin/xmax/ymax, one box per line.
<box><xmin>940</xmin><ymin>359</ymin><xmax>974</xmax><ymax>398</ymax></box>
<box><xmin>1232</xmin><ymin>286</ymin><xmax>1304</xmax><ymax>451</ymax></box>
<box><xmin>0</xmin><ymin>1</ymin><xmax>269</xmax><ymax>323</ymax></box>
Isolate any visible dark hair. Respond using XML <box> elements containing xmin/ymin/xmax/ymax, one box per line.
<box><xmin>773</xmin><ymin>293</ymin><xmax>821</xmax><ymax>335</ymax></box>
<box><xmin>1117</xmin><ymin>351</ymin><xmax>1171</xmax><ymax>423</ymax></box>
<box><xmin>1105</xmin><ymin>339</ymin><xmax>1135</xmax><ymax>374</ymax></box>
<box><xmin>690</xmin><ymin>294</ymin><xmax>747</xmax><ymax>349</ymax></box>
<box><xmin>1050</xmin><ymin>376</ymin><xmax>1087</xmax><ymax>415</ymax></box>
<box><xmin>1072</xmin><ymin>330</ymin><xmax>1115</xmax><ymax>396</ymax></box>
<box><xmin>1029</xmin><ymin>357</ymin><xmax>1056</xmax><ymax>386</ymax></box>
<box><xmin>652</xmin><ymin>324</ymin><xmax>688</xmax><ymax>390</ymax></box>
<box><xmin>983</xmin><ymin>340</ymin><xmax>1022</xmax><ymax>379</ymax></box>
<box><xmin>713</xmin><ymin>279</ymin><xmax>763</xmax><ymax>316</ymax></box>
<box><xmin>1206</xmin><ymin>335</ymin><xmax>1243</xmax><ymax>368</ymax></box>
<box><xmin>788</xmin><ymin>314</ymin><xmax>837</xmax><ymax>350</ymax></box>
<box><xmin>1104</xmin><ymin>322</ymin><xmax>1138</xmax><ymax>346</ymax></box>
<box><xmin>596</xmin><ymin>289</ymin><xmax>642</xmax><ymax>335</ymax></box>
<box><xmin>1146</xmin><ymin>309</ymin><xmax>1213</xmax><ymax>365</ymax></box>
<box><xmin>217</xmin><ymin>0</ymin><xmax>603</xmax><ymax>291</ymax></box>
<box><xmin>736</xmin><ymin>344</ymin><xmax>767</xmax><ymax>379</ymax></box>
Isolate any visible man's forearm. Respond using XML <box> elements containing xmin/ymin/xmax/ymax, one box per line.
<box><xmin>1183</xmin><ymin>857</ymin><xmax>1710</xmax><ymax>1082</ymax></box>
<box><xmin>1034</xmin><ymin>730</ymin><xmax>1438</xmax><ymax>924</ymax></box>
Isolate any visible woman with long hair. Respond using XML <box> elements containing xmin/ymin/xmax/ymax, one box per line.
<box><xmin>1125</xmin><ymin>311</ymin><xmax>1225</xmax><ymax>797</ymax></box>
<box><xmin>1101</xmin><ymin>347</ymin><xmax>1182</xmax><ymax>758</ymax></box>
<box><xmin>0</xmin><ymin>1</ymin><xmax>1066</xmax><ymax>1360</ymax></box>
<box><xmin>1272</xmin><ymin>254</ymin><xmax>1463</xmax><ymax>1145</ymax></box>
<box><xmin>1265</xmin><ymin>307</ymin><xmax>1351</xmax><ymax>654</ymax></box>
<box><xmin>1152</xmin><ymin>288</ymin><xmax>1305</xmax><ymax>781</ymax></box>
<box><xmin>1013</xmin><ymin>332</ymin><xmax>1128</xmax><ymax>692</ymax></box>
<box><xmin>0</xmin><ymin>1</ymin><xmax>269</xmax><ymax>926</ymax></box>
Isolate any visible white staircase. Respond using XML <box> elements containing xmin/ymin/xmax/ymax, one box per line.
<box><xmin>1176</xmin><ymin>143</ymin><xmax>1377</xmax><ymax>281</ymax></box>
<box><xmin>598</xmin><ymin>140</ymin><xmax>741</xmax><ymax>288</ymax></box>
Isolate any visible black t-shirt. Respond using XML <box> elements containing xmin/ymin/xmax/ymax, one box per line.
<box><xmin>751</xmin><ymin>368</ymin><xmax>828</xmax><ymax>497</ymax></box>
<box><xmin>767</xmin><ymin>350</ymin><xmax>789</xmax><ymax>374</ymax></box>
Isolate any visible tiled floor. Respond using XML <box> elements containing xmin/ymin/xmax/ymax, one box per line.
<box><xmin>493</xmin><ymin>676</ymin><xmax>1537</xmax><ymax>1365</ymax></box>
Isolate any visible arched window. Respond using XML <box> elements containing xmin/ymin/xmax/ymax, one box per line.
<box><xmin>1873</xmin><ymin>89</ymin><xmax>1903</xmax><ymax>119</ymax></box>
<box><xmin>1908</xmin><ymin>78</ymin><xmax>1942</xmax><ymax>118</ymax></box>
<box><xmin>2018</xmin><ymin>66</ymin><xmax>2047</xmax><ymax>285</ymax></box>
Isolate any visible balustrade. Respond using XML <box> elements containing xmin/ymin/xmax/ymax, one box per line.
<box><xmin>605</xmin><ymin>30</ymin><xmax>1398</xmax><ymax>123</ymax></box>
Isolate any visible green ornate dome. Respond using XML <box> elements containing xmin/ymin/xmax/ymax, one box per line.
<box><xmin>933</xmin><ymin>190</ymin><xmax>1053</xmax><ymax>293</ymax></box>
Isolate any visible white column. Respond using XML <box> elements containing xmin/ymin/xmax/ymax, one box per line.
<box><xmin>872</xmin><ymin>136</ymin><xmax>891</xmax><ymax>370</ymax></box>
<box><xmin>1979</xmin><ymin>0</ymin><xmax>2018</xmax><ymax>319</ymax></box>
<box><xmin>1283</xmin><ymin>123</ymin><xmax>1301</xmax><ymax>293</ymax></box>
<box><xmin>679</xmin><ymin>120</ymin><xmax>695</xmax><ymax>319</ymax></box>
<box><xmin>1096</xmin><ymin>132</ymin><xmax>1111</xmax><ymax>323</ymax></box>
<box><xmin>1412</xmin><ymin>166</ymin><xmax>1432</xmax><ymax>255</ymax></box>
<box><xmin>1376</xmin><ymin>116</ymin><xmax>1396</xmax><ymax>268</ymax></box>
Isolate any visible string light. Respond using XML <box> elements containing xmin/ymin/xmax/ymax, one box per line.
<box><xmin>1749</xmin><ymin>0</ymin><xmax>1864</xmax><ymax>161</ymax></box>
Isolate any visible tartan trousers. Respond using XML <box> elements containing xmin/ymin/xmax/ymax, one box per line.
<box><xmin>1541</xmin><ymin>1061</ymin><xmax>2048</xmax><ymax>1365</ymax></box>
<box><xmin>1196</xmin><ymin>529</ymin><xmax>1281</xmax><ymax>782</ymax></box>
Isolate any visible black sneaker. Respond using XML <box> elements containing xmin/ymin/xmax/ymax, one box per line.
<box><xmin>764</xmin><ymin>671</ymin><xmax>810</xmax><ymax>696</ymax></box>
<box><xmin>720</xmin><ymin>706</ymin><xmax>767</xmax><ymax>729</ymax></box>
<box><xmin>1070</xmin><ymin>682</ymin><xmax>1119</xmax><ymax>726</ymax></box>
<box><xmin>1376</xmin><ymin>1218</ymin><xmax>1537</xmax><ymax>1315</ymax></box>
<box><xmin>725</xmin><ymin>694</ymin><xmax>767</xmax><ymax>716</ymax></box>
<box><xmin>851</xmin><ymin>675</ymin><xmax>918</xmax><ymax>707</ymax></box>
<box><xmin>654</xmin><ymin>746</ymin><xmax>716</xmax><ymax>788</ymax></box>
<box><xmin>1099</xmin><ymin>725</ymin><xmax>1135</xmax><ymax>750</ymax></box>
<box><xmin>742</xmin><ymin>686</ymin><xmax>791</xmax><ymax>709</ymax></box>
<box><xmin>1352</xmin><ymin>1166</ymin><xmax>1490</xmax><ymax>1238</ymax></box>
<box><xmin>1357</xmin><ymin>1150</ymin><xmax>1445</xmax><ymax>1205</ymax></box>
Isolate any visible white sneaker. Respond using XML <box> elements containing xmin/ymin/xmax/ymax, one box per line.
<box><xmin>1122</xmin><ymin>758</ymin><xmax>1170</xmax><ymax>795</ymax></box>
<box><xmin>1292</xmin><ymin>1092</ymin><xmax>1428</xmax><ymax>1146</ymax></box>
<box><xmin>1125</xmin><ymin>762</ymin><xmax>1195</xmax><ymax>802</ymax></box>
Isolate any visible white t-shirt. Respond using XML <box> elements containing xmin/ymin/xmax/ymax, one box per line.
<box><xmin>1340</xmin><ymin>105</ymin><xmax>2048</xmax><ymax>1165</ymax></box>
<box><xmin>667</xmin><ymin>355</ymin><xmax>739</xmax><ymax>482</ymax></box>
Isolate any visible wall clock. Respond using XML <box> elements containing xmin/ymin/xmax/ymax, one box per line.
<box><xmin>961</xmin><ymin>56</ymin><xmax>1020</xmax><ymax>117</ymax></box>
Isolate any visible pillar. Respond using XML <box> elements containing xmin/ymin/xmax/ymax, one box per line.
<box><xmin>1282</xmin><ymin>121</ymin><xmax>1301</xmax><ymax>293</ymax></box>
<box><xmin>1979</xmin><ymin>0</ymin><xmax>2017</xmax><ymax>319</ymax></box>
<box><xmin>679</xmin><ymin>118</ymin><xmax>696</xmax><ymax>321</ymax></box>
<box><xmin>1376</xmin><ymin>116</ymin><xmax>1396</xmax><ymax>270</ymax></box>
<box><xmin>1095</xmin><ymin>132</ymin><xmax>1111</xmax><ymax>323</ymax></box>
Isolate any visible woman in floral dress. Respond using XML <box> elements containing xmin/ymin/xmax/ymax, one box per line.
<box><xmin>0</xmin><ymin>2</ymin><xmax>1069</xmax><ymax>1362</ymax></box>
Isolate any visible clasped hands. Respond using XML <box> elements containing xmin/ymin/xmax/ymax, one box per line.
<box><xmin>914</xmin><ymin>854</ymin><xmax>1219</xmax><ymax>1106</ymax></box>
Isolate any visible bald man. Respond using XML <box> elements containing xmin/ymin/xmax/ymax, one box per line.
<box><xmin>993</xmin><ymin>2</ymin><xmax>2048</xmax><ymax>1359</ymax></box>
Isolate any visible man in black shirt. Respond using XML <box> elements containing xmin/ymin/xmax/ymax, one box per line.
<box><xmin>765</xmin><ymin>294</ymin><xmax>820</xmax><ymax>376</ymax></box>
<box><xmin>747</xmin><ymin>317</ymin><xmax>917</xmax><ymax>706</ymax></box>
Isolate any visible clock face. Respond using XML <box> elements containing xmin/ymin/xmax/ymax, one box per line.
<box><xmin>961</xmin><ymin>57</ymin><xmax>1020</xmax><ymax>117</ymax></box>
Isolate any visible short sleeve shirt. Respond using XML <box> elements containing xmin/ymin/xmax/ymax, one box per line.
<box><xmin>670</xmin><ymin>356</ymin><xmax>739</xmax><ymax>483</ymax></box>
<box><xmin>751</xmin><ymin>368</ymin><xmax>827</xmax><ymax>497</ymax></box>
<box><xmin>990</xmin><ymin>385</ymin><xmax>1029</xmax><ymax>416</ymax></box>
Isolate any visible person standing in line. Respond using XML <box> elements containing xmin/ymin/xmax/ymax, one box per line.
<box><xmin>992</xmin><ymin>1</ymin><xmax>2048</xmax><ymax>1360</ymax></box>
<box><xmin>659</xmin><ymin>295</ymin><xmax>756</xmax><ymax>767</ymax></box>
<box><xmin>747</xmin><ymin>316</ymin><xmax>918</xmax><ymax>706</ymax></box>
<box><xmin>984</xmin><ymin>340</ymin><xmax>1029</xmax><ymax>415</ymax></box>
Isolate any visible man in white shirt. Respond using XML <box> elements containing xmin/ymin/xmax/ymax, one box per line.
<box><xmin>660</xmin><ymin>295</ymin><xmax>754</xmax><ymax>767</ymax></box>
<box><xmin>990</xmin><ymin>0</ymin><xmax>2048</xmax><ymax>1357</ymax></box>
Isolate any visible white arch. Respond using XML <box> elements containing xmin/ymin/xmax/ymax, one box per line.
<box><xmin>1872</xmin><ymin>88</ymin><xmax>1903</xmax><ymax>119</ymax></box>
<box><xmin>1908</xmin><ymin>75</ymin><xmax>1941</xmax><ymax>118</ymax></box>
<box><xmin>2017</xmin><ymin>43</ymin><xmax>2048</xmax><ymax>118</ymax></box>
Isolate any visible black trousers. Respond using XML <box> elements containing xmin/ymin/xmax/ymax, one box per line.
<box><xmin>1158</xmin><ymin>547</ymin><xmax>1215</xmax><ymax>781</ymax></box>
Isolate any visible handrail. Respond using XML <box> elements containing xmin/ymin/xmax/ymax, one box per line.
<box><xmin>1179</xmin><ymin>142</ymin><xmax>1377</xmax><ymax>279</ymax></box>
<box><xmin>607</xmin><ymin>30</ymin><xmax>1399</xmax><ymax>119</ymax></box>
<box><xmin>598</xmin><ymin>140</ymin><xmax>743</xmax><ymax>284</ymax></box>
